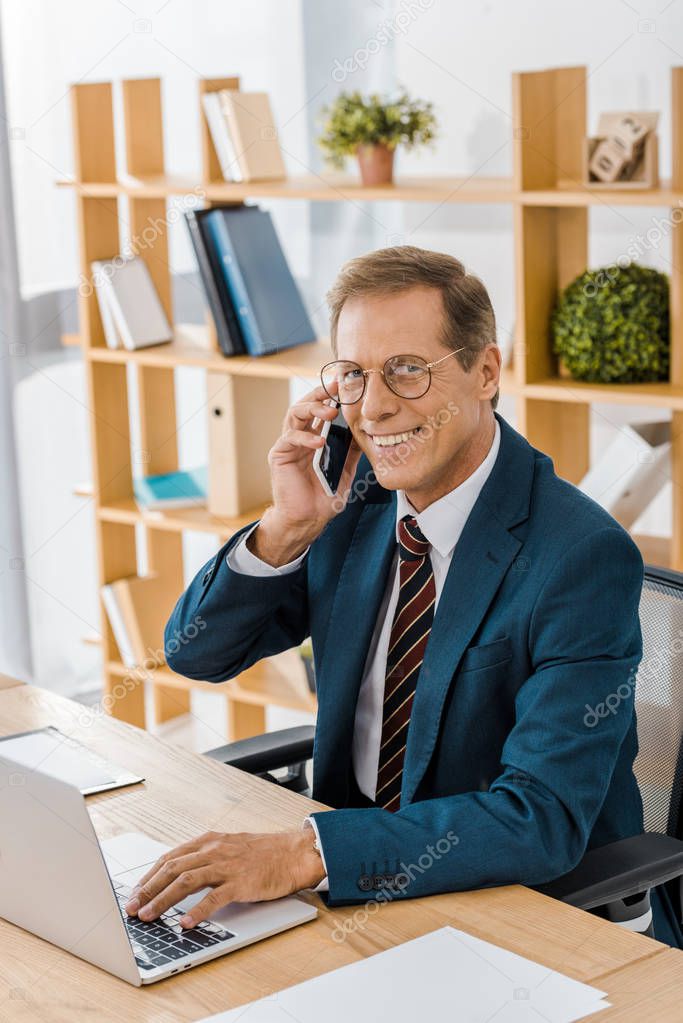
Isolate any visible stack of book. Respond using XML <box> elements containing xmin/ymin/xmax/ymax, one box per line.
<box><xmin>201</xmin><ymin>90</ymin><xmax>285</xmax><ymax>182</ymax></box>
<box><xmin>185</xmin><ymin>204</ymin><xmax>316</xmax><ymax>358</ymax></box>
<box><xmin>91</xmin><ymin>256</ymin><xmax>173</xmax><ymax>351</ymax></box>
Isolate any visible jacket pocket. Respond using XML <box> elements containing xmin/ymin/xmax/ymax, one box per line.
<box><xmin>459</xmin><ymin>635</ymin><xmax>513</xmax><ymax>673</ymax></box>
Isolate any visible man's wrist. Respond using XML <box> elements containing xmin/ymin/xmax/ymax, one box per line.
<box><xmin>290</xmin><ymin>828</ymin><xmax>326</xmax><ymax>890</ymax></box>
<box><xmin>247</xmin><ymin>509</ymin><xmax>319</xmax><ymax>567</ymax></box>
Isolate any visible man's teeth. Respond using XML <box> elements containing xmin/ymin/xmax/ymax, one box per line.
<box><xmin>371</xmin><ymin>428</ymin><xmax>421</xmax><ymax>447</ymax></box>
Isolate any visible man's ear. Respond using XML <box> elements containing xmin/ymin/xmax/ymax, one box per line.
<box><xmin>480</xmin><ymin>344</ymin><xmax>501</xmax><ymax>401</ymax></box>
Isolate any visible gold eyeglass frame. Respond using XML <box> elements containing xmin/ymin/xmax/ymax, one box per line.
<box><xmin>320</xmin><ymin>346</ymin><xmax>467</xmax><ymax>404</ymax></box>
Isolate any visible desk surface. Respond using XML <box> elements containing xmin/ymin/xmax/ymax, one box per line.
<box><xmin>0</xmin><ymin>683</ymin><xmax>681</xmax><ymax>1022</ymax></box>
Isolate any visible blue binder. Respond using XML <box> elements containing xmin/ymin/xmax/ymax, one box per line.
<box><xmin>203</xmin><ymin>206</ymin><xmax>316</xmax><ymax>356</ymax></box>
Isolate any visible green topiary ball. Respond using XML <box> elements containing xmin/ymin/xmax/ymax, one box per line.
<box><xmin>551</xmin><ymin>263</ymin><xmax>669</xmax><ymax>383</ymax></box>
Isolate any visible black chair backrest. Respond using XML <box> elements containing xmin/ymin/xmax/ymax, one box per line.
<box><xmin>634</xmin><ymin>566</ymin><xmax>683</xmax><ymax>839</ymax></box>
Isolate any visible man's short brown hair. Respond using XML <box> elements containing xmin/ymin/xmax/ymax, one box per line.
<box><xmin>326</xmin><ymin>245</ymin><xmax>499</xmax><ymax>409</ymax></box>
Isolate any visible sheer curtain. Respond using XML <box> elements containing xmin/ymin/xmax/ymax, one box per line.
<box><xmin>0</xmin><ymin>7</ymin><xmax>32</xmax><ymax>683</ymax></box>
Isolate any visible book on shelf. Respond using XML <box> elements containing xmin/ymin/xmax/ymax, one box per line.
<box><xmin>90</xmin><ymin>256</ymin><xmax>172</xmax><ymax>350</ymax></box>
<box><xmin>92</xmin><ymin>269</ymin><xmax>123</xmax><ymax>350</ymax></box>
<box><xmin>184</xmin><ymin>208</ymin><xmax>246</xmax><ymax>356</ymax></box>
<box><xmin>201</xmin><ymin>92</ymin><xmax>243</xmax><ymax>182</ymax></box>
<box><xmin>203</xmin><ymin>205</ymin><xmax>316</xmax><ymax>357</ymax></box>
<box><xmin>101</xmin><ymin>574</ymin><xmax>178</xmax><ymax>671</ymax></box>
<box><xmin>133</xmin><ymin>466</ymin><xmax>208</xmax><ymax>511</ymax></box>
<box><xmin>202</xmin><ymin>89</ymin><xmax>285</xmax><ymax>182</ymax></box>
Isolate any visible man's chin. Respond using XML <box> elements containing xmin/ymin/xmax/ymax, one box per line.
<box><xmin>369</xmin><ymin>458</ymin><xmax>423</xmax><ymax>491</ymax></box>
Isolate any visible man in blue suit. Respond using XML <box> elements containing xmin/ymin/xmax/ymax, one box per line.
<box><xmin>125</xmin><ymin>246</ymin><xmax>659</xmax><ymax>938</ymax></box>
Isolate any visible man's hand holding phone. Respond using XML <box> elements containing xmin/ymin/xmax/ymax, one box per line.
<box><xmin>247</xmin><ymin>381</ymin><xmax>361</xmax><ymax>568</ymax></box>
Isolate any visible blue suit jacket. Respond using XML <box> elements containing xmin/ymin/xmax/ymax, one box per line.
<box><xmin>165</xmin><ymin>413</ymin><xmax>644</xmax><ymax>906</ymax></box>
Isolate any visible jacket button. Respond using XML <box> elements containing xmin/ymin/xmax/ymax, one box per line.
<box><xmin>372</xmin><ymin>874</ymin><xmax>386</xmax><ymax>890</ymax></box>
<box><xmin>357</xmin><ymin>874</ymin><xmax>373</xmax><ymax>892</ymax></box>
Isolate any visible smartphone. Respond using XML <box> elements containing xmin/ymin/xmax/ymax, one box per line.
<box><xmin>312</xmin><ymin>401</ymin><xmax>353</xmax><ymax>497</ymax></box>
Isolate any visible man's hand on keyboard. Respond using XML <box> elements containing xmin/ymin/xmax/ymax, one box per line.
<box><xmin>123</xmin><ymin>829</ymin><xmax>325</xmax><ymax>927</ymax></box>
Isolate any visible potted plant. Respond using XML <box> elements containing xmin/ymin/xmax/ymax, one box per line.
<box><xmin>317</xmin><ymin>89</ymin><xmax>437</xmax><ymax>186</ymax></box>
<box><xmin>551</xmin><ymin>263</ymin><xmax>670</xmax><ymax>383</ymax></box>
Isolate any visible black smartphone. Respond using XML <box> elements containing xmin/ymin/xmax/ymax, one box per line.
<box><xmin>312</xmin><ymin>402</ymin><xmax>353</xmax><ymax>496</ymax></box>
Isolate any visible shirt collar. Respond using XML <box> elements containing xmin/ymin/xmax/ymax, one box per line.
<box><xmin>395</xmin><ymin>418</ymin><xmax>501</xmax><ymax>559</ymax></box>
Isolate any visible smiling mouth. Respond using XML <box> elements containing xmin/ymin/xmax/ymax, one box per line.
<box><xmin>366</xmin><ymin>427</ymin><xmax>422</xmax><ymax>448</ymax></box>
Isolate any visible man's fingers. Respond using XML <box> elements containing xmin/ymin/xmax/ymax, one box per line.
<box><xmin>178</xmin><ymin>884</ymin><xmax>233</xmax><ymax>929</ymax></box>
<box><xmin>125</xmin><ymin>851</ymin><xmax>209</xmax><ymax>914</ymax></box>
<box><xmin>133</xmin><ymin>838</ymin><xmax>200</xmax><ymax>888</ymax></box>
<box><xmin>135</xmin><ymin>867</ymin><xmax>217</xmax><ymax>922</ymax></box>
<box><xmin>289</xmin><ymin>400</ymin><xmax>337</xmax><ymax>430</ymax></box>
<box><xmin>272</xmin><ymin>429</ymin><xmax>325</xmax><ymax>457</ymax></box>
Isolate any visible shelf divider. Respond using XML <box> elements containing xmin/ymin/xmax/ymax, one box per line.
<box><xmin>513</xmin><ymin>67</ymin><xmax>589</xmax><ymax>484</ymax></box>
<box><xmin>122</xmin><ymin>76</ymin><xmax>190</xmax><ymax>723</ymax></box>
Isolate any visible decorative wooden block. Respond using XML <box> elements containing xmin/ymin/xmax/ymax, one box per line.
<box><xmin>588</xmin><ymin>138</ymin><xmax>628</xmax><ymax>182</ymax></box>
<box><xmin>584</xmin><ymin>111</ymin><xmax>660</xmax><ymax>188</ymax></box>
<box><xmin>612</xmin><ymin>113</ymin><xmax>650</xmax><ymax>157</ymax></box>
<box><xmin>584</xmin><ymin>132</ymin><xmax>659</xmax><ymax>188</ymax></box>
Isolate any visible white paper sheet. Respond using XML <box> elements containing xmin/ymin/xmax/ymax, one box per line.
<box><xmin>195</xmin><ymin>926</ymin><xmax>610</xmax><ymax>1023</ymax></box>
<box><xmin>0</xmin><ymin>727</ymin><xmax>143</xmax><ymax>794</ymax></box>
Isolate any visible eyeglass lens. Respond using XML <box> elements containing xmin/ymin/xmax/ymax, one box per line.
<box><xmin>321</xmin><ymin>356</ymin><xmax>431</xmax><ymax>404</ymax></box>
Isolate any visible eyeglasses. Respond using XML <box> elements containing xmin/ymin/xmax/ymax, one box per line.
<box><xmin>320</xmin><ymin>347</ymin><xmax>466</xmax><ymax>405</ymax></box>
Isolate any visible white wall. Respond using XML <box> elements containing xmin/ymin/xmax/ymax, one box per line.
<box><xmin>390</xmin><ymin>0</ymin><xmax>681</xmax><ymax>535</ymax></box>
<box><xmin>1</xmin><ymin>0</ymin><xmax>310</xmax><ymax>295</ymax></box>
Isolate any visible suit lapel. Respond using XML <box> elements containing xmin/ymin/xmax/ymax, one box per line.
<box><xmin>402</xmin><ymin>415</ymin><xmax>535</xmax><ymax>805</ymax></box>
<box><xmin>401</xmin><ymin>506</ymin><xmax>521</xmax><ymax>804</ymax></box>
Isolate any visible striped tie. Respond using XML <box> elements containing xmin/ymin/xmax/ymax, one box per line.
<box><xmin>375</xmin><ymin>515</ymin><xmax>436</xmax><ymax>812</ymax></box>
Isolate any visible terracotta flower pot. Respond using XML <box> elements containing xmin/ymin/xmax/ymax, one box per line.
<box><xmin>356</xmin><ymin>143</ymin><xmax>395</xmax><ymax>185</ymax></box>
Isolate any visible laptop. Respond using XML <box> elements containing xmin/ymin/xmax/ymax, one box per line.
<box><xmin>0</xmin><ymin>754</ymin><xmax>317</xmax><ymax>985</ymax></box>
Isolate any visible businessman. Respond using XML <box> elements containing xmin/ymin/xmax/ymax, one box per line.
<box><xmin>126</xmin><ymin>245</ymin><xmax>673</xmax><ymax>940</ymax></box>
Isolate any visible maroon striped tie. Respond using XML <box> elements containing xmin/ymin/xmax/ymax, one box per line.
<box><xmin>375</xmin><ymin>515</ymin><xmax>436</xmax><ymax>812</ymax></box>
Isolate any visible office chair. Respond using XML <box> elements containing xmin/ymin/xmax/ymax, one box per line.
<box><xmin>204</xmin><ymin>565</ymin><xmax>683</xmax><ymax>936</ymax></box>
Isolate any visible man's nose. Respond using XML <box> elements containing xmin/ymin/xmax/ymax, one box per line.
<box><xmin>360</xmin><ymin>370</ymin><xmax>399</xmax><ymax>421</ymax></box>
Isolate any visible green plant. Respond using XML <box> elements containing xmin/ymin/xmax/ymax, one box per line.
<box><xmin>551</xmin><ymin>263</ymin><xmax>670</xmax><ymax>383</ymax></box>
<box><xmin>317</xmin><ymin>89</ymin><xmax>436</xmax><ymax>170</ymax></box>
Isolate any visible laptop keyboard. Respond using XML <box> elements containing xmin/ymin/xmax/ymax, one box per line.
<box><xmin>113</xmin><ymin>882</ymin><xmax>235</xmax><ymax>972</ymax></box>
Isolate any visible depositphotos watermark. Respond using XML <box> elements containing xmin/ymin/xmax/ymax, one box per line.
<box><xmin>331</xmin><ymin>0</ymin><xmax>434</xmax><ymax>82</ymax></box>
<box><xmin>582</xmin><ymin>204</ymin><xmax>683</xmax><ymax>298</ymax></box>
<box><xmin>330</xmin><ymin>829</ymin><xmax>459</xmax><ymax>943</ymax></box>
<box><xmin>331</xmin><ymin>399</ymin><xmax>460</xmax><ymax>513</ymax></box>
<box><xmin>78</xmin><ymin>188</ymin><xmax>206</xmax><ymax>299</ymax></box>
<box><xmin>77</xmin><ymin>615</ymin><xmax>206</xmax><ymax>726</ymax></box>
<box><xmin>583</xmin><ymin>665</ymin><xmax>637</xmax><ymax>728</ymax></box>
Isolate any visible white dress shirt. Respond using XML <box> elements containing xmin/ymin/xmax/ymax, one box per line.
<box><xmin>227</xmin><ymin>419</ymin><xmax>501</xmax><ymax>884</ymax></box>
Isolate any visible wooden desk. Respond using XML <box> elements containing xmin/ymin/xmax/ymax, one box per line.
<box><xmin>0</xmin><ymin>684</ymin><xmax>681</xmax><ymax>1022</ymax></box>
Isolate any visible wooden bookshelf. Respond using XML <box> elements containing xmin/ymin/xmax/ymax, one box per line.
<box><xmin>87</xmin><ymin>324</ymin><xmax>333</xmax><ymax>374</ymax></box>
<box><xmin>67</xmin><ymin>65</ymin><xmax>683</xmax><ymax>737</ymax></box>
<box><xmin>97</xmin><ymin>496</ymin><xmax>269</xmax><ymax>538</ymax></box>
<box><xmin>58</xmin><ymin>173</ymin><xmax>519</xmax><ymax>204</ymax></box>
<box><xmin>57</xmin><ymin>172</ymin><xmax>683</xmax><ymax>207</ymax></box>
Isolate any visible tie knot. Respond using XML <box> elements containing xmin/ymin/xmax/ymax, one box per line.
<box><xmin>398</xmin><ymin>515</ymin><xmax>431</xmax><ymax>561</ymax></box>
